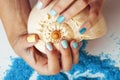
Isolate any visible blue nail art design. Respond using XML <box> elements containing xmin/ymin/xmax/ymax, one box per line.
<box><xmin>72</xmin><ymin>42</ymin><xmax>78</xmax><ymax>48</ymax></box>
<box><xmin>50</xmin><ymin>9</ymin><xmax>56</xmax><ymax>16</ymax></box>
<box><xmin>36</xmin><ymin>1</ymin><xmax>43</xmax><ymax>10</ymax></box>
<box><xmin>61</xmin><ymin>40</ymin><xmax>68</xmax><ymax>48</ymax></box>
<box><xmin>56</xmin><ymin>16</ymin><xmax>65</xmax><ymax>23</ymax></box>
<box><xmin>46</xmin><ymin>43</ymin><xmax>53</xmax><ymax>51</ymax></box>
<box><xmin>79</xmin><ymin>28</ymin><xmax>86</xmax><ymax>34</ymax></box>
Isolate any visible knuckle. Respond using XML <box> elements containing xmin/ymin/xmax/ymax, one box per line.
<box><xmin>73</xmin><ymin>60</ymin><xmax>79</xmax><ymax>64</ymax></box>
<box><xmin>82</xmin><ymin>0</ymin><xmax>89</xmax><ymax>5</ymax></box>
<box><xmin>63</xmin><ymin>64</ymin><xmax>72</xmax><ymax>71</ymax></box>
<box><xmin>63</xmin><ymin>67</ymin><xmax>71</xmax><ymax>72</ymax></box>
<box><xmin>73</xmin><ymin>51</ymin><xmax>79</xmax><ymax>55</ymax></box>
<box><xmin>63</xmin><ymin>12</ymin><xmax>71</xmax><ymax>20</ymax></box>
<box><xmin>93</xmin><ymin>11</ymin><xmax>99</xmax><ymax>17</ymax></box>
<box><xmin>90</xmin><ymin>7</ymin><xmax>99</xmax><ymax>18</ymax></box>
<box><xmin>90</xmin><ymin>10</ymin><xmax>99</xmax><ymax>20</ymax></box>
<box><xmin>12</xmin><ymin>37</ymin><xmax>22</xmax><ymax>54</ymax></box>
<box><xmin>54</xmin><ymin>4</ymin><xmax>63</xmax><ymax>14</ymax></box>
<box><xmin>63</xmin><ymin>52</ymin><xmax>71</xmax><ymax>58</ymax></box>
<box><xmin>49</xmin><ymin>69</ymin><xmax>60</xmax><ymax>75</ymax></box>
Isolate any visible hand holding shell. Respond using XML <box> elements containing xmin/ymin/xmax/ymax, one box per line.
<box><xmin>28</xmin><ymin>1</ymin><xmax>107</xmax><ymax>54</ymax></box>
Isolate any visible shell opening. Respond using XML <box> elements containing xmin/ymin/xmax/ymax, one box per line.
<box><xmin>51</xmin><ymin>30</ymin><xmax>61</xmax><ymax>40</ymax></box>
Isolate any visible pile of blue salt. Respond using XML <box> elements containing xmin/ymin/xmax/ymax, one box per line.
<box><xmin>4</xmin><ymin>41</ymin><xmax>120</xmax><ymax>80</ymax></box>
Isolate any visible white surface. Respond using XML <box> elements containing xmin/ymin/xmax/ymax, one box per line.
<box><xmin>0</xmin><ymin>0</ymin><xmax>120</xmax><ymax>79</ymax></box>
<box><xmin>86</xmin><ymin>0</ymin><xmax>120</xmax><ymax>68</ymax></box>
<box><xmin>87</xmin><ymin>0</ymin><xmax>120</xmax><ymax>54</ymax></box>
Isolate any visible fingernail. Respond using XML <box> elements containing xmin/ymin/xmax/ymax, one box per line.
<box><xmin>50</xmin><ymin>9</ymin><xmax>56</xmax><ymax>16</ymax></box>
<box><xmin>56</xmin><ymin>16</ymin><xmax>65</xmax><ymax>23</ymax></box>
<box><xmin>61</xmin><ymin>40</ymin><xmax>68</xmax><ymax>48</ymax></box>
<box><xmin>46</xmin><ymin>43</ymin><xmax>53</xmax><ymax>51</ymax></box>
<box><xmin>36</xmin><ymin>1</ymin><xmax>43</xmax><ymax>10</ymax></box>
<box><xmin>72</xmin><ymin>42</ymin><xmax>78</xmax><ymax>49</ymax></box>
<box><xmin>27</xmin><ymin>35</ymin><xmax>36</xmax><ymax>43</ymax></box>
<box><xmin>79</xmin><ymin>27</ymin><xmax>86</xmax><ymax>34</ymax></box>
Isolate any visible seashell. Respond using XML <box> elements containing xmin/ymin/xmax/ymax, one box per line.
<box><xmin>28</xmin><ymin>1</ymin><xmax>107</xmax><ymax>54</ymax></box>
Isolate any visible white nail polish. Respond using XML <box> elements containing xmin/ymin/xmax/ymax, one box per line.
<box><xmin>46</xmin><ymin>43</ymin><xmax>53</xmax><ymax>51</ymax></box>
<box><xmin>36</xmin><ymin>1</ymin><xmax>43</xmax><ymax>10</ymax></box>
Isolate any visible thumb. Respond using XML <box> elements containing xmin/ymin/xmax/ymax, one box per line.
<box><xmin>21</xmin><ymin>34</ymin><xmax>39</xmax><ymax>48</ymax></box>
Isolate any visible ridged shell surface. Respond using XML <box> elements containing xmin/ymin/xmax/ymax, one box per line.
<box><xmin>28</xmin><ymin>1</ymin><xmax>107</xmax><ymax>54</ymax></box>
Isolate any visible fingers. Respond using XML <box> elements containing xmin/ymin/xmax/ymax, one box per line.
<box><xmin>45</xmin><ymin>42</ymin><xmax>60</xmax><ymax>75</ymax></box>
<box><xmin>42</xmin><ymin>40</ymin><xmax>81</xmax><ymax>74</ymax></box>
<box><xmin>27</xmin><ymin>42</ymin><xmax>60</xmax><ymax>75</ymax></box>
<box><xmin>59</xmin><ymin>40</ymin><xmax>72</xmax><ymax>71</ymax></box>
<box><xmin>70</xmin><ymin>40</ymin><xmax>82</xmax><ymax>64</ymax></box>
<box><xmin>50</xmin><ymin>0</ymin><xmax>74</xmax><ymax>16</ymax></box>
<box><xmin>49</xmin><ymin>0</ymin><xmax>90</xmax><ymax>23</ymax></box>
<box><xmin>45</xmin><ymin>40</ymin><xmax>81</xmax><ymax>73</ymax></box>
<box><xmin>14</xmin><ymin>34</ymin><xmax>39</xmax><ymax>50</ymax></box>
<box><xmin>61</xmin><ymin>0</ymin><xmax>89</xmax><ymax>21</ymax></box>
<box><xmin>18</xmin><ymin>34</ymin><xmax>81</xmax><ymax>74</ymax></box>
<box><xmin>79</xmin><ymin>0</ymin><xmax>103</xmax><ymax>34</ymax></box>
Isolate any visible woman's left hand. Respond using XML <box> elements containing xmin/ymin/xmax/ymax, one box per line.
<box><xmin>37</xmin><ymin>0</ymin><xmax>104</xmax><ymax>34</ymax></box>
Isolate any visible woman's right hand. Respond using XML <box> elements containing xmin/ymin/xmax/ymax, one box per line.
<box><xmin>0</xmin><ymin>0</ymin><xmax>82</xmax><ymax>75</ymax></box>
<box><xmin>12</xmin><ymin>33</ymin><xmax>81</xmax><ymax>75</ymax></box>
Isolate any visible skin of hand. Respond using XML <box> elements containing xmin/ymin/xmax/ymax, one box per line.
<box><xmin>37</xmin><ymin>0</ymin><xmax>104</xmax><ymax>34</ymax></box>
<box><xmin>0</xmin><ymin>0</ymin><xmax>81</xmax><ymax>75</ymax></box>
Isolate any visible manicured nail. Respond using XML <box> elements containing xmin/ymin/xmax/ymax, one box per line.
<box><xmin>50</xmin><ymin>9</ymin><xmax>56</xmax><ymax>16</ymax></box>
<box><xmin>46</xmin><ymin>43</ymin><xmax>53</xmax><ymax>51</ymax></box>
<box><xmin>79</xmin><ymin>27</ymin><xmax>86</xmax><ymax>34</ymax></box>
<box><xmin>36</xmin><ymin>1</ymin><xmax>43</xmax><ymax>10</ymax></box>
<box><xmin>61</xmin><ymin>40</ymin><xmax>68</xmax><ymax>48</ymax></box>
<box><xmin>56</xmin><ymin>16</ymin><xmax>65</xmax><ymax>23</ymax></box>
<box><xmin>72</xmin><ymin>42</ymin><xmax>78</xmax><ymax>49</ymax></box>
<box><xmin>27</xmin><ymin>35</ymin><xmax>36</xmax><ymax>43</ymax></box>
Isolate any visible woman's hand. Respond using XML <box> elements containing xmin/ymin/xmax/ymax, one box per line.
<box><xmin>13</xmin><ymin>34</ymin><xmax>81</xmax><ymax>75</ymax></box>
<box><xmin>0</xmin><ymin>0</ymin><xmax>81</xmax><ymax>75</ymax></box>
<box><xmin>37</xmin><ymin>0</ymin><xmax>104</xmax><ymax>34</ymax></box>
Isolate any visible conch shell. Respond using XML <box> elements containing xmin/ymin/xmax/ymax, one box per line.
<box><xmin>28</xmin><ymin>1</ymin><xmax>107</xmax><ymax>54</ymax></box>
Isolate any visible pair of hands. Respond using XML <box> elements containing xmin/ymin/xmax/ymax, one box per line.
<box><xmin>1</xmin><ymin>0</ymin><xmax>103</xmax><ymax>75</ymax></box>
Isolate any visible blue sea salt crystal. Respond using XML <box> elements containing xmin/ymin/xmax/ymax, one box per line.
<box><xmin>4</xmin><ymin>40</ymin><xmax>120</xmax><ymax>80</ymax></box>
<box><xmin>4</xmin><ymin>58</ymin><xmax>34</xmax><ymax>80</ymax></box>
